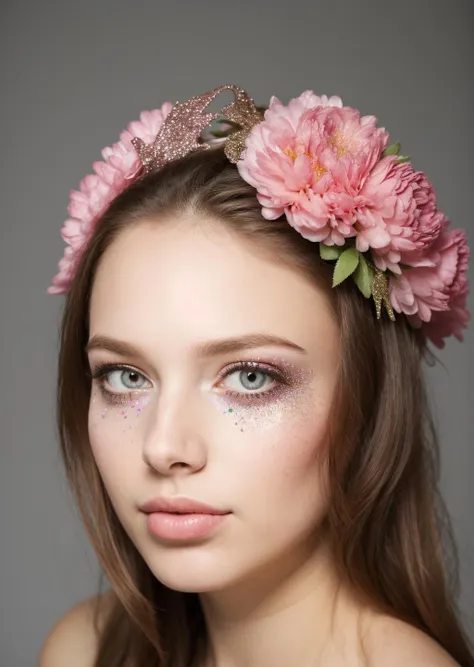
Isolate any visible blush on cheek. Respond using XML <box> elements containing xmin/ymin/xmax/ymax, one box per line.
<box><xmin>210</xmin><ymin>388</ymin><xmax>331</xmax><ymax>486</ymax></box>
<box><xmin>87</xmin><ymin>390</ymin><xmax>154</xmax><ymax>475</ymax></box>
<box><xmin>224</xmin><ymin>414</ymin><xmax>330</xmax><ymax>545</ymax></box>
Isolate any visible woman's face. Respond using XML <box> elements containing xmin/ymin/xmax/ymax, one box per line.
<box><xmin>87</xmin><ymin>217</ymin><xmax>340</xmax><ymax>593</ymax></box>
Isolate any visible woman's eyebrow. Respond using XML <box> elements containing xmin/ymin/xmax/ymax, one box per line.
<box><xmin>85</xmin><ymin>333</ymin><xmax>306</xmax><ymax>359</ymax></box>
<box><xmin>193</xmin><ymin>333</ymin><xmax>306</xmax><ymax>358</ymax></box>
<box><xmin>86</xmin><ymin>335</ymin><xmax>143</xmax><ymax>358</ymax></box>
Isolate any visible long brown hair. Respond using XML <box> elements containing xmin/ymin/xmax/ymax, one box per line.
<box><xmin>55</xmin><ymin>147</ymin><xmax>473</xmax><ymax>666</ymax></box>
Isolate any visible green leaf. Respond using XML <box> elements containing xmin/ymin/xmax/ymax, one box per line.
<box><xmin>319</xmin><ymin>243</ymin><xmax>344</xmax><ymax>261</ymax></box>
<box><xmin>352</xmin><ymin>253</ymin><xmax>374</xmax><ymax>298</ymax></box>
<box><xmin>333</xmin><ymin>248</ymin><xmax>360</xmax><ymax>287</ymax></box>
<box><xmin>382</xmin><ymin>142</ymin><xmax>401</xmax><ymax>157</ymax></box>
<box><xmin>396</xmin><ymin>155</ymin><xmax>411</xmax><ymax>164</ymax></box>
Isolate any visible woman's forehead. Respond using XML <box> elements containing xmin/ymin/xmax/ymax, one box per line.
<box><xmin>89</xmin><ymin>219</ymin><xmax>338</xmax><ymax>358</ymax></box>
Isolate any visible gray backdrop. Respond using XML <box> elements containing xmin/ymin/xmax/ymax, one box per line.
<box><xmin>1</xmin><ymin>0</ymin><xmax>473</xmax><ymax>664</ymax></box>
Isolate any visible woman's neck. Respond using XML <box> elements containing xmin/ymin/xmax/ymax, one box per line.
<box><xmin>196</xmin><ymin>535</ymin><xmax>366</xmax><ymax>667</ymax></box>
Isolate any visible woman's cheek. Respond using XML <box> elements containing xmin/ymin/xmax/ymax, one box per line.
<box><xmin>209</xmin><ymin>372</ymin><xmax>328</xmax><ymax>439</ymax></box>
<box><xmin>208</xmin><ymin>382</ymin><xmax>331</xmax><ymax>481</ymax></box>
<box><xmin>247</xmin><ymin>397</ymin><xmax>332</xmax><ymax>537</ymax></box>
<box><xmin>208</xmin><ymin>391</ymin><xmax>331</xmax><ymax>545</ymax></box>
<box><xmin>88</xmin><ymin>388</ymin><xmax>152</xmax><ymax>466</ymax></box>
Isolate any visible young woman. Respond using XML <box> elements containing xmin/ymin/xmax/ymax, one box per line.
<box><xmin>40</xmin><ymin>85</ymin><xmax>473</xmax><ymax>667</ymax></box>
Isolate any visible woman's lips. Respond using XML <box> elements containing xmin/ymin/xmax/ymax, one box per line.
<box><xmin>145</xmin><ymin>511</ymin><xmax>229</xmax><ymax>541</ymax></box>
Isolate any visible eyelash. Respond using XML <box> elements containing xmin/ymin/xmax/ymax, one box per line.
<box><xmin>89</xmin><ymin>361</ymin><xmax>291</xmax><ymax>406</ymax></box>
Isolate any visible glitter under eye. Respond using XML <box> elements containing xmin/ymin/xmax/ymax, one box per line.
<box><xmin>215</xmin><ymin>362</ymin><xmax>312</xmax><ymax>433</ymax></box>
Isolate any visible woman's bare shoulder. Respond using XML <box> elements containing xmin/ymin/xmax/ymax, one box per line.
<box><xmin>39</xmin><ymin>589</ymin><xmax>116</xmax><ymax>667</ymax></box>
<box><xmin>362</xmin><ymin>614</ymin><xmax>461</xmax><ymax>667</ymax></box>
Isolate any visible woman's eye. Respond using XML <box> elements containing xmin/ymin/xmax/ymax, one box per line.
<box><xmin>222</xmin><ymin>367</ymin><xmax>276</xmax><ymax>394</ymax></box>
<box><xmin>105</xmin><ymin>369</ymin><xmax>150</xmax><ymax>392</ymax></box>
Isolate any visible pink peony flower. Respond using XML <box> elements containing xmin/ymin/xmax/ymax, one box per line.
<box><xmin>359</xmin><ymin>158</ymin><xmax>444</xmax><ymax>272</ymax></box>
<box><xmin>47</xmin><ymin>246</ymin><xmax>81</xmax><ymax>295</ymax></box>
<box><xmin>238</xmin><ymin>91</ymin><xmax>389</xmax><ymax>246</ymax></box>
<box><xmin>120</xmin><ymin>105</ymin><xmax>173</xmax><ymax>148</ymax></box>
<box><xmin>389</xmin><ymin>267</ymin><xmax>450</xmax><ymax>322</ymax></box>
<box><xmin>422</xmin><ymin>287</ymin><xmax>470</xmax><ymax>348</ymax></box>
<box><xmin>389</xmin><ymin>226</ymin><xmax>470</xmax><ymax>346</ymax></box>
<box><xmin>48</xmin><ymin>102</ymin><xmax>173</xmax><ymax>294</ymax></box>
<box><xmin>421</xmin><ymin>227</ymin><xmax>470</xmax><ymax>347</ymax></box>
<box><xmin>263</xmin><ymin>91</ymin><xmax>343</xmax><ymax>130</ymax></box>
<box><xmin>100</xmin><ymin>142</ymin><xmax>142</xmax><ymax>181</ymax></box>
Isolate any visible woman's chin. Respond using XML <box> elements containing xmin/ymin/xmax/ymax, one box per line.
<box><xmin>145</xmin><ymin>551</ymin><xmax>238</xmax><ymax>594</ymax></box>
<box><xmin>154</xmin><ymin>570</ymin><xmax>231</xmax><ymax>594</ymax></box>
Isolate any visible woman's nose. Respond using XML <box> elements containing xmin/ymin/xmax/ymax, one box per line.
<box><xmin>141</xmin><ymin>392</ymin><xmax>207</xmax><ymax>476</ymax></box>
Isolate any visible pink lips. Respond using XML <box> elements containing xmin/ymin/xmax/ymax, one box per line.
<box><xmin>140</xmin><ymin>496</ymin><xmax>230</xmax><ymax>541</ymax></box>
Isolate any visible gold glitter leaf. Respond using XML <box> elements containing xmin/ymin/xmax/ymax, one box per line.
<box><xmin>132</xmin><ymin>85</ymin><xmax>264</xmax><ymax>174</ymax></box>
<box><xmin>132</xmin><ymin>90</ymin><xmax>223</xmax><ymax>173</ymax></box>
<box><xmin>372</xmin><ymin>268</ymin><xmax>395</xmax><ymax>321</ymax></box>
<box><xmin>221</xmin><ymin>87</ymin><xmax>264</xmax><ymax>163</ymax></box>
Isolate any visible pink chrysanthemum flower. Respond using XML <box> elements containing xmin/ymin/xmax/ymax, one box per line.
<box><xmin>238</xmin><ymin>91</ymin><xmax>390</xmax><ymax>246</ymax></box>
<box><xmin>48</xmin><ymin>103</ymin><xmax>173</xmax><ymax>294</ymax></box>
<box><xmin>389</xmin><ymin>225</ymin><xmax>470</xmax><ymax>347</ymax></box>
<box><xmin>421</xmin><ymin>288</ymin><xmax>470</xmax><ymax>348</ymax></box>
<box><xmin>358</xmin><ymin>158</ymin><xmax>444</xmax><ymax>273</ymax></box>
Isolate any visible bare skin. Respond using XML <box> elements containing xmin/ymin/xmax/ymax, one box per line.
<box><xmin>40</xmin><ymin>216</ymin><xmax>461</xmax><ymax>667</ymax></box>
<box><xmin>39</xmin><ymin>589</ymin><xmax>460</xmax><ymax>667</ymax></box>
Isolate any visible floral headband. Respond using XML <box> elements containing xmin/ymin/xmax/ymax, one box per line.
<box><xmin>49</xmin><ymin>84</ymin><xmax>470</xmax><ymax>349</ymax></box>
